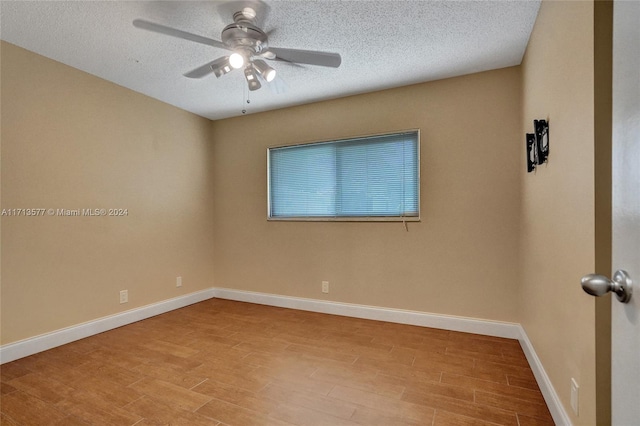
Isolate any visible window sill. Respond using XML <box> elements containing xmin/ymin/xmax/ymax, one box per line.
<box><xmin>267</xmin><ymin>216</ymin><xmax>421</xmax><ymax>222</ymax></box>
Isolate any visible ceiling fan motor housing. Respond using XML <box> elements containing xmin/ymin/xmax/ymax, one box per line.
<box><xmin>221</xmin><ymin>21</ymin><xmax>268</xmax><ymax>54</ymax></box>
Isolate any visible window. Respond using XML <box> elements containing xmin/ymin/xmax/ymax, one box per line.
<box><xmin>268</xmin><ymin>130</ymin><xmax>419</xmax><ymax>221</ymax></box>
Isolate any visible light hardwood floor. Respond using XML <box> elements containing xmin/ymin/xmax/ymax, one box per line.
<box><xmin>0</xmin><ymin>299</ymin><xmax>554</xmax><ymax>425</ymax></box>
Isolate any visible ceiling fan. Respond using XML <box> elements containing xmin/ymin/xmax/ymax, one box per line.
<box><xmin>133</xmin><ymin>1</ymin><xmax>341</xmax><ymax>92</ymax></box>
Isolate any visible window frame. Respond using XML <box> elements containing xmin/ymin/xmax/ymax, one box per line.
<box><xmin>266</xmin><ymin>129</ymin><xmax>421</xmax><ymax>222</ymax></box>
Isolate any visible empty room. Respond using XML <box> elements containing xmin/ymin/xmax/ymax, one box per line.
<box><xmin>2</xmin><ymin>0</ymin><xmax>638</xmax><ymax>425</ymax></box>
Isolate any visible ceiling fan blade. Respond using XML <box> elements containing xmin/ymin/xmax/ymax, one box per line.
<box><xmin>257</xmin><ymin>51</ymin><xmax>303</xmax><ymax>68</ymax></box>
<box><xmin>133</xmin><ymin>19</ymin><xmax>229</xmax><ymax>51</ymax></box>
<box><xmin>184</xmin><ymin>57</ymin><xmax>230</xmax><ymax>79</ymax></box>
<box><xmin>267</xmin><ymin>48</ymin><xmax>341</xmax><ymax>68</ymax></box>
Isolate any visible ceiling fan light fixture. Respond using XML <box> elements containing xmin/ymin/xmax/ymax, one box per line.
<box><xmin>212</xmin><ymin>64</ymin><xmax>232</xmax><ymax>78</ymax></box>
<box><xmin>253</xmin><ymin>59</ymin><xmax>276</xmax><ymax>82</ymax></box>
<box><xmin>244</xmin><ymin>66</ymin><xmax>262</xmax><ymax>91</ymax></box>
<box><xmin>211</xmin><ymin>57</ymin><xmax>233</xmax><ymax>78</ymax></box>
<box><xmin>229</xmin><ymin>52</ymin><xmax>245</xmax><ymax>69</ymax></box>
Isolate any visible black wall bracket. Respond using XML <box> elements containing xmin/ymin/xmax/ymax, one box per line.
<box><xmin>526</xmin><ymin>119</ymin><xmax>550</xmax><ymax>173</ymax></box>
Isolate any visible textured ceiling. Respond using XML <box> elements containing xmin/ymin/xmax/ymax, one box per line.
<box><xmin>1</xmin><ymin>0</ymin><xmax>540</xmax><ymax>120</ymax></box>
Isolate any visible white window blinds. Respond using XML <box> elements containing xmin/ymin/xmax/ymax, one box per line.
<box><xmin>268</xmin><ymin>131</ymin><xmax>419</xmax><ymax>220</ymax></box>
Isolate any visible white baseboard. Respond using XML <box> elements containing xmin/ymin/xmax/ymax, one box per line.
<box><xmin>518</xmin><ymin>326</ymin><xmax>572</xmax><ymax>426</ymax></box>
<box><xmin>212</xmin><ymin>287</ymin><xmax>522</xmax><ymax>338</ymax></box>
<box><xmin>0</xmin><ymin>285</ymin><xmax>570</xmax><ymax>426</ymax></box>
<box><xmin>213</xmin><ymin>287</ymin><xmax>571</xmax><ymax>426</ymax></box>
<box><xmin>0</xmin><ymin>288</ymin><xmax>215</xmax><ymax>364</ymax></box>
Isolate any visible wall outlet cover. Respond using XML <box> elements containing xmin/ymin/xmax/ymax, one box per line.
<box><xmin>570</xmin><ymin>378</ymin><xmax>579</xmax><ymax>415</ymax></box>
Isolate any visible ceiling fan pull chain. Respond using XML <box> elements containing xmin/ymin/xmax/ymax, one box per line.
<box><xmin>241</xmin><ymin>81</ymin><xmax>248</xmax><ymax>114</ymax></box>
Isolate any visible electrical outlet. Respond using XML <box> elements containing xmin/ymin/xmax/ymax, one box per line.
<box><xmin>570</xmin><ymin>378</ymin><xmax>579</xmax><ymax>415</ymax></box>
<box><xmin>176</xmin><ymin>276</ymin><xmax>182</xmax><ymax>287</ymax></box>
<box><xmin>322</xmin><ymin>281</ymin><xmax>329</xmax><ymax>293</ymax></box>
<box><xmin>119</xmin><ymin>290</ymin><xmax>128</xmax><ymax>304</ymax></box>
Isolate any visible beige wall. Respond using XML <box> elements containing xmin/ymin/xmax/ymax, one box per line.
<box><xmin>520</xmin><ymin>1</ymin><xmax>598</xmax><ymax>424</ymax></box>
<box><xmin>1</xmin><ymin>42</ymin><xmax>215</xmax><ymax>344</ymax></box>
<box><xmin>210</xmin><ymin>67</ymin><xmax>522</xmax><ymax>322</ymax></box>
